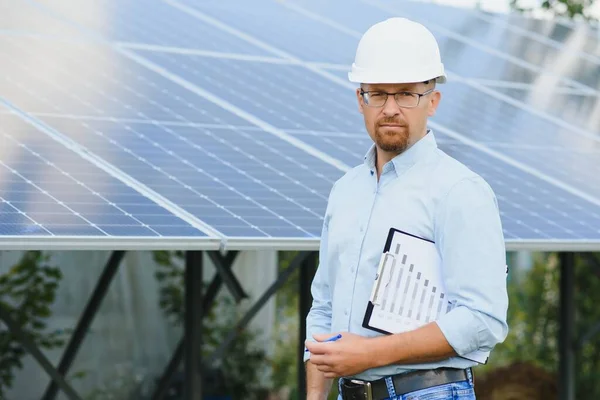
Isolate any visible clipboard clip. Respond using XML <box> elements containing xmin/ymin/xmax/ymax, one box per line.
<box><xmin>371</xmin><ymin>252</ymin><xmax>395</xmax><ymax>305</ymax></box>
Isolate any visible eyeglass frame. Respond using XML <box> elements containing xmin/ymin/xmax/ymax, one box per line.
<box><xmin>359</xmin><ymin>87</ymin><xmax>436</xmax><ymax>109</ymax></box>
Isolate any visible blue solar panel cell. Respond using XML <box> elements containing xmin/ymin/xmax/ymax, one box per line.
<box><xmin>36</xmin><ymin>117</ymin><xmax>344</xmax><ymax>238</ymax></box>
<box><xmin>483</xmin><ymin>87</ymin><xmax>600</xmax><ymax>131</ymax></box>
<box><xmin>439</xmin><ymin>142</ymin><xmax>600</xmax><ymax>240</ymax></box>
<box><xmin>173</xmin><ymin>0</ymin><xmax>359</xmax><ymax>65</ymax></box>
<box><xmin>433</xmin><ymin>81</ymin><xmax>600</xmax><ymax>148</ymax></box>
<box><xmin>2</xmin><ymin>0</ymin><xmax>600</xmax><ymax>249</ymax></box>
<box><xmin>134</xmin><ymin>51</ymin><xmax>364</xmax><ymax>132</ymax></box>
<box><xmin>285</xmin><ymin>131</ymin><xmax>371</xmax><ymax>167</ymax></box>
<box><xmin>0</xmin><ymin>113</ymin><xmax>208</xmax><ymax>238</ymax></box>
<box><xmin>367</xmin><ymin>0</ymin><xmax>600</xmax><ymax>92</ymax></box>
<box><xmin>0</xmin><ymin>36</ymin><xmax>249</xmax><ymax>125</ymax></box>
<box><xmin>31</xmin><ymin>0</ymin><xmax>274</xmax><ymax>56</ymax></box>
<box><xmin>285</xmin><ymin>0</ymin><xmax>597</xmax><ymax>90</ymax></box>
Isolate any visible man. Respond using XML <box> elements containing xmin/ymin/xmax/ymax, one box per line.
<box><xmin>304</xmin><ymin>17</ymin><xmax>509</xmax><ymax>400</ymax></box>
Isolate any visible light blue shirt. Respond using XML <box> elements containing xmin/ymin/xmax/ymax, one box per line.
<box><xmin>304</xmin><ymin>130</ymin><xmax>509</xmax><ymax>381</ymax></box>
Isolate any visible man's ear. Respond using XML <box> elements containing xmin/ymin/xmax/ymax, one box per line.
<box><xmin>427</xmin><ymin>91</ymin><xmax>441</xmax><ymax>117</ymax></box>
<box><xmin>356</xmin><ymin>88</ymin><xmax>364</xmax><ymax>115</ymax></box>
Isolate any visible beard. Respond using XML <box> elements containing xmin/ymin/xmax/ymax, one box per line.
<box><xmin>373</xmin><ymin>119</ymin><xmax>410</xmax><ymax>153</ymax></box>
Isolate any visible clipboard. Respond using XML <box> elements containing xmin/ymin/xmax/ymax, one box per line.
<box><xmin>362</xmin><ymin>227</ymin><xmax>490</xmax><ymax>365</ymax></box>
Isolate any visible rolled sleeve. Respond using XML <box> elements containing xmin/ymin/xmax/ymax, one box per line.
<box><xmin>304</xmin><ymin>188</ymin><xmax>335</xmax><ymax>362</ymax></box>
<box><xmin>434</xmin><ymin>177</ymin><xmax>509</xmax><ymax>357</ymax></box>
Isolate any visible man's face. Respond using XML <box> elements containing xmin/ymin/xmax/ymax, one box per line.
<box><xmin>356</xmin><ymin>81</ymin><xmax>441</xmax><ymax>154</ymax></box>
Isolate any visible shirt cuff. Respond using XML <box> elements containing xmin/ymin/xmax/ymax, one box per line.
<box><xmin>435</xmin><ymin>305</ymin><xmax>481</xmax><ymax>356</ymax></box>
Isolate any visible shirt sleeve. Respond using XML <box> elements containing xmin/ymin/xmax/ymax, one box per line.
<box><xmin>433</xmin><ymin>176</ymin><xmax>509</xmax><ymax>357</ymax></box>
<box><xmin>304</xmin><ymin>186</ymin><xmax>336</xmax><ymax>362</ymax></box>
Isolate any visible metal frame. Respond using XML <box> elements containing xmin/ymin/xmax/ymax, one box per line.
<box><xmin>3</xmin><ymin>236</ymin><xmax>600</xmax><ymax>252</ymax></box>
<box><xmin>0</xmin><ymin>305</ymin><xmax>82</xmax><ymax>400</ymax></box>
<box><xmin>298</xmin><ymin>252</ymin><xmax>318</xmax><ymax>400</ymax></box>
<box><xmin>559</xmin><ymin>252</ymin><xmax>576</xmax><ymax>400</ymax></box>
<box><xmin>207</xmin><ymin>251</ymin><xmax>313</xmax><ymax>366</ymax></box>
<box><xmin>0</xmin><ymin>245</ymin><xmax>594</xmax><ymax>400</ymax></box>
<box><xmin>41</xmin><ymin>251</ymin><xmax>126</xmax><ymax>400</ymax></box>
<box><xmin>150</xmin><ymin>250</ymin><xmax>242</xmax><ymax>400</ymax></box>
<box><xmin>0</xmin><ymin>251</ymin><xmax>127</xmax><ymax>400</ymax></box>
<box><xmin>0</xmin><ymin>236</ymin><xmax>221</xmax><ymax>251</ymax></box>
<box><xmin>184</xmin><ymin>251</ymin><xmax>204</xmax><ymax>400</ymax></box>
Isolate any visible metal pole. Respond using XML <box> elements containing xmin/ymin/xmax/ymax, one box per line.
<box><xmin>42</xmin><ymin>250</ymin><xmax>126</xmax><ymax>400</ymax></box>
<box><xmin>559</xmin><ymin>252</ymin><xmax>575</xmax><ymax>400</ymax></box>
<box><xmin>208</xmin><ymin>251</ymin><xmax>312</xmax><ymax>365</ymax></box>
<box><xmin>0</xmin><ymin>305</ymin><xmax>83</xmax><ymax>400</ymax></box>
<box><xmin>152</xmin><ymin>251</ymin><xmax>241</xmax><ymax>400</ymax></box>
<box><xmin>207</xmin><ymin>251</ymin><xmax>246</xmax><ymax>302</ymax></box>
<box><xmin>184</xmin><ymin>251</ymin><xmax>204</xmax><ymax>400</ymax></box>
<box><xmin>298</xmin><ymin>252</ymin><xmax>317</xmax><ymax>399</ymax></box>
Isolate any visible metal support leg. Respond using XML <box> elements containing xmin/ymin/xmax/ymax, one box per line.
<box><xmin>152</xmin><ymin>251</ymin><xmax>241</xmax><ymax>400</ymax></box>
<box><xmin>0</xmin><ymin>305</ymin><xmax>83</xmax><ymax>400</ymax></box>
<box><xmin>207</xmin><ymin>251</ymin><xmax>246</xmax><ymax>302</ymax></box>
<box><xmin>208</xmin><ymin>251</ymin><xmax>312</xmax><ymax>365</ymax></box>
<box><xmin>42</xmin><ymin>250</ymin><xmax>126</xmax><ymax>400</ymax></box>
<box><xmin>298</xmin><ymin>252</ymin><xmax>317</xmax><ymax>400</ymax></box>
<box><xmin>184</xmin><ymin>251</ymin><xmax>204</xmax><ymax>400</ymax></box>
<box><xmin>559</xmin><ymin>252</ymin><xmax>575</xmax><ymax>400</ymax></box>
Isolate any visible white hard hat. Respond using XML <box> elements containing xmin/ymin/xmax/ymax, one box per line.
<box><xmin>348</xmin><ymin>17</ymin><xmax>446</xmax><ymax>84</ymax></box>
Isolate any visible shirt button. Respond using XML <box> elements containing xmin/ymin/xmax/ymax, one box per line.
<box><xmin>350</xmin><ymin>267</ymin><xmax>355</xmax><ymax>273</ymax></box>
<box><xmin>359</xmin><ymin>226</ymin><xmax>364</xmax><ymax>232</ymax></box>
<box><xmin>344</xmin><ymin>309</ymin><xmax>349</xmax><ymax>316</ymax></box>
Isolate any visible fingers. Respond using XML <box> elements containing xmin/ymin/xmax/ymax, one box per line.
<box><xmin>312</xmin><ymin>332</ymin><xmax>341</xmax><ymax>342</ymax></box>
<box><xmin>312</xmin><ymin>333</ymin><xmax>332</xmax><ymax>342</ymax></box>
<box><xmin>315</xmin><ymin>364</ymin><xmax>333</xmax><ymax>373</ymax></box>
<box><xmin>309</xmin><ymin>354</ymin><xmax>326</xmax><ymax>365</ymax></box>
<box><xmin>305</xmin><ymin>341</ymin><xmax>329</xmax><ymax>355</ymax></box>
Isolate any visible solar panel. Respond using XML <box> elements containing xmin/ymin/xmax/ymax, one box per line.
<box><xmin>32</xmin><ymin>0</ymin><xmax>275</xmax><ymax>56</ymax></box>
<box><xmin>134</xmin><ymin>51</ymin><xmax>364</xmax><ymax>131</ymax></box>
<box><xmin>0</xmin><ymin>36</ymin><xmax>250</xmax><ymax>125</ymax></box>
<box><xmin>135</xmin><ymin>49</ymin><xmax>600</xmax><ymax>200</ymax></box>
<box><xmin>0</xmin><ymin>0</ymin><xmax>83</xmax><ymax>38</ymax></box>
<box><xmin>490</xmin><ymin>10</ymin><xmax>600</xmax><ymax>57</ymax></box>
<box><xmin>33</xmin><ymin>117</ymin><xmax>343</xmax><ymax>238</ymax></box>
<box><xmin>2</xmin><ymin>0</ymin><xmax>600</xmax><ymax>250</ymax></box>
<box><xmin>368</xmin><ymin>0</ymin><xmax>600</xmax><ymax>92</ymax></box>
<box><xmin>0</xmin><ymin>112</ymin><xmax>214</xmax><ymax>245</ymax></box>
<box><xmin>485</xmin><ymin>87</ymin><xmax>600</xmax><ymax>131</ymax></box>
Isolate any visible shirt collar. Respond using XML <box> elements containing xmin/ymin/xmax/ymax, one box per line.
<box><xmin>363</xmin><ymin>130</ymin><xmax>438</xmax><ymax>176</ymax></box>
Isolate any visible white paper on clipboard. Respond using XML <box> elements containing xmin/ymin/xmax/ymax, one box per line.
<box><xmin>363</xmin><ymin>228</ymin><xmax>490</xmax><ymax>364</ymax></box>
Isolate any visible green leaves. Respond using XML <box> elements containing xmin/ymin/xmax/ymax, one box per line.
<box><xmin>0</xmin><ymin>251</ymin><xmax>64</xmax><ymax>397</ymax></box>
<box><xmin>152</xmin><ymin>251</ymin><xmax>269</xmax><ymax>399</ymax></box>
<box><xmin>511</xmin><ymin>0</ymin><xmax>597</xmax><ymax>20</ymax></box>
<box><xmin>481</xmin><ymin>253</ymin><xmax>600</xmax><ymax>398</ymax></box>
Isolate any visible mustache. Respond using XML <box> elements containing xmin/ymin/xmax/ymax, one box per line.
<box><xmin>376</xmin><ymin>118</ymin><xmax>406</xmax><ymax>127</ymax></box>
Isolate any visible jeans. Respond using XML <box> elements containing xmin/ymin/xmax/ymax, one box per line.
<box><xmin>338</xmin><ymin>369</ymin><xmax>476</xmax><ymax>400</ymax></box>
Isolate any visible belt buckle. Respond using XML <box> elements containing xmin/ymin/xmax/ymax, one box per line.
<box><xmin>349</xmin><ymin>379</ymin><xmax>373</xmax><ymax>400</ymax></box>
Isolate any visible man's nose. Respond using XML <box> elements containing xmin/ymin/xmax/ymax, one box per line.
<box><xmin>382</xmin><ymin>95</ymin><xmax>401</xmax><ymax>117</ymax></box>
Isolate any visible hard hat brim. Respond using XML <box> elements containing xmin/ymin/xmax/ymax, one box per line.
<box><xmin>348</xmin><ymin>64</ymin><xmax>447</xmax><ymax>85</ymax></box>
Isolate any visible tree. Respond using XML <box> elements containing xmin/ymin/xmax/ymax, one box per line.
<box><xmin>477</xmin><ymin>252</ymin><xmax>600</xmax><ymax>398</ymax></box>
<box><xmin>510</xmin><ymin>0</ymin><xmax>598</xmax><ymax>20</ymax></box>
<box><xmin>0</xmin><ymin>251</ymin><xmax>64</xmax><ymax>399</ymax></box>
<box><xmin>153</xmin><ymin>251</ymin><xmax>270</xmax><ymax>399</ymax></box>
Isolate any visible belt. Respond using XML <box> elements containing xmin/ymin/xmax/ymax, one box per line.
<box><xmin>340</xmin><ymin>367</ymin><xmax>471</xmax><ymax>400</ymax></box>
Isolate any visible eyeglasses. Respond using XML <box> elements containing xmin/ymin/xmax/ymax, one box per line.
<box><xmin>360</xmin><ymin>88</ymin><xmax>435</xmax><ymax>108</ymax></box>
